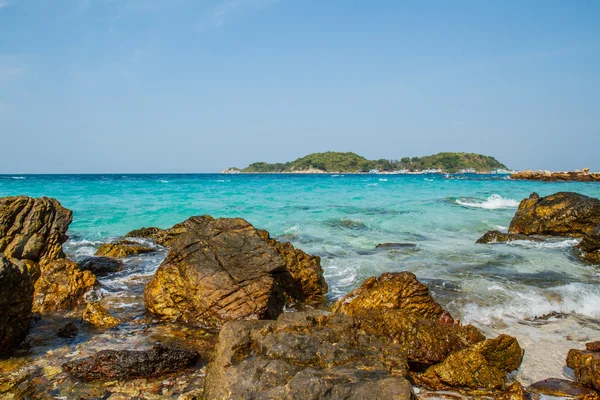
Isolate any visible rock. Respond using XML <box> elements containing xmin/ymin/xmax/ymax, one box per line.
<box><xmin>145</xmin><ymin>216</ymin><xmax>327</xmax><ymax>329</ymax></box>
<box><xmin>509</xmin><ymin>192</ymin><xmax>600</xmax><ymax>237</ymax></box>
<box><xmin>126</xmin><ymin>224</ymin><xmax>188</xmax><ymax>248</ymax></box>
<box><xmin>587</xmin><ymin>341</ymin><xmax>600</xmax><ymax>352</ymax></box>
<box><xmin>82</xmin><ymin>303</ymin><xmax>121</xmax><ymax>328</ymax></box>
<box><xmin>577</xmin><ymin>226</ymin><xmax>600</xmax><ymax>263</ymax></box>
<box><xmin>331</xmin><ymin>272</ymin><xmax>451</xmax><ymax>322</ymax></box>
<box><xmin>412</xmin><ymin>334</ymin><xmax>524</xmax><ymax>390</ymax></box>
<box><xmin>476</xmin><ymin>230</ymin><xmax>543</xmax><ymax>244</ymax></box>
<box><xmin>62</xmin><ymin>344</ymin><xmax>199</xmax><ymax>380</ymax></box>
<box><xmin>567</xmin><ymin>349</ymin><xmax>600</xmax><ymax>391</ymax></box>
<box><xmin>0</xmin><ymin>255</ymin><xmax>34</xmax><ymax>355</ymax></box>
<box><xmin>96</xmin><ymin>240</ymin><xmax>155</xmax><ymax>258</ymax></box>
<box><xmin>529</xmin><ymin>378</ymin><xmax>600</xmax><ymax>399</ymax></box>
<box><xmin>376</xmin><ymin>243</ymin><xmax>418</xmax><ymax>249</ymax></box>
<box><xmin>496</xmin><ymin>382</ymin><xmax>529</xmax><ymax>400</ymax></box>
<box><xmin>203</xmin><ymin>311</ymin><xmax>415</xmax><ymax>400</ymax></box>
<box><xmin>511</xmin><ymin>169</ymin><xmax>600</xmax><ymax>182</ymax></box>
<box><xmin>257</xmin><ymin>229</ymin><xmax>327</xmax><ymax>304</ymax></box>
<box><xmin>77</xmin><ymin>256</ymin><xmax>123</xmax><ymax>276</ymax></box>
<box><xmin>33</xmin><ymin>259</ymin><xmax>97</xmax><ymax>313</ymax></box>
<box><xmin>56</xmin><ymin>322</ymin><xmax>79</xmax><ymax>338</ymax></box>
<box><xmin>0</xmin><ymin>196</ymin><xmax>72</xmax><ymax>266</ymax></box>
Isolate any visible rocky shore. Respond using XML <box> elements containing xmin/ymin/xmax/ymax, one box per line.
<box><xmin>511</xmin><ymin>168</ymin><xmax>600</xmax><ymax>182</ymax></box>
<box><xmin>1</xmin><ymin>193</ymin><xmax>600</xmax><ymax>398</ymax></box>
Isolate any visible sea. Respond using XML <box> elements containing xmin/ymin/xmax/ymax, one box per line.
<box><xmin>2</xmin><ymin>173</ymin><xmax>600</xmax><ymax>388</ymax></box>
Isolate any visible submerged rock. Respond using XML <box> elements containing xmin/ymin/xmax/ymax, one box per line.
<box><xmin>82</xmin><ymin>303</ymin><xmax>121</xmax><ymax>329</ymax></box>
<box><xmin>96</xmin><ymin>240</ymin><xmax>155</xmax><ymax>258</ymax></box>
<box><xmin>412</xmin><ymin>334</ymin><xmax>524</xmax><ymax>391</ymax></box>
<box><xmin>528</xmin><ymin>378</ymin><xmax>600</xmax><ymax>399</ymax></box>
<box><xmin>509</xmin><ymin>192</ymin><xmax>600</xmax><ymax>237</ymax></box>
<box><xmin>33</xmin><ymin>259</ymin><xmax>97</xmax><ymax>313</ymax></box>
<box><xmin>476</xmin><ymin>230</ymin><xmax>542</xmax><ymax>244</ymax></box>
<box><xmin>62</xmin><ymin>344</ymin><xmax>199</xmax><ymax>380</ymax></box>
<box><xmin>203</xmin><ymin>311</ymin><xmax>415</xmax><ymax>400</ymax></box>
<box><xmin>78</xmin><ymin>256</ymin><xmax>123</xmax><ymax>276</ymax></box>
<box><xmin>375</xmin><ymin>242</ymin><xmax>418</xmax><ymax>249</ymax></box>
<box><xmin>0</xmin><ymin>255</ymin><xmax>34</xmax><ymax>355</ymax></box>
<box><xmin>145</xmin><ymin>216</ymin><xmax>327</xmax><ymax>329</ymax></box>
<box><xmin>56</xmin><ymin>322</ymin><xmax>79</xmax><ymax>339</ymax></box>
<box><xmin>0</xmin><ymin>196</ymin><xmax>72</xmax><ymax>266</ymax></box>
<box><xmin>567</xmin><ymin>348</ymin><xmax>600</xmax><ymax>391</ymax></box>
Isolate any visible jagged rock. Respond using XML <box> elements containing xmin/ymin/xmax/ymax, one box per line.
<box><xmin>511</xmin><ymin>169</ymin><xmax>600</xmax><ymax>182</ymax></box>
<box><xmin>476</xmin><ymin>230</ymin><xmax>542</xmax><ymax>244</ymax></box>
<box><xmin>0</xmin><ymin>255</ymin><xmax>34</xmax><ymax>355</ymax></box>
<box><xmin>509</xmin><ymin>192</ymin><xmax>600</xmax><ymax>237</ymax></box>
<box><xmin>82</xmin><ymin>303</ymin><xmax>121</xmax><ymax>329</ymax></box>
<box><xmin>0</xmin><ymin>196</ymin><xmax>72</xmax><ymax>266</ymax></box>
<box><xmin>496</xmin><ymin>382</ymin><xmax>529</xmax><ymax>400</ymax></box>
<box><xmin>62</xmin><ymin>344</ymin><xmax>199</xmax><ymax>380</ymax></box>
<box><xmin>126</xmin><ymin>224</ymin><xmax>188</xmax><ymax>248</ymax></box>
<box><xmin>145</xmin><ymin>216</ymin><xmax>327</xmax><ymax>329</ymax></box>
<box><xmin>577</xmin><ymin>226</ymin><xmax>600</xmax><ymax>263</ymax></box>
<box><xmin>203</xmin><ymin>311</ymin><xmax>415</xmax><ymax>400</ymax></box>
<box><xmin>33</xmin><ymin>259</ymin><xmax>97</xmax><ymax>313</ymax></box>
<box><xmin>331</xmin><ymin>272</ymin><xmax>451</xmax><ymax>322</ymax></box>
<box><xmin>529</xmin><ymin>378</ymin><xmax>600</xmax><ymax>399</ymax></box>
<box><xmin>412</xmin><ymin>334</ymin><xmax>524</xmax><ymax>390</ymax></box>
<box><xmin>567</xmin><ymin>349</ymin><xmax>600</xmax><ymax>391</ymax></box>
<box><xmin>587</xmin><ymin>341</ymin><xmax>600</xmax><ymax>352</ymax></box>
<box><xmin>78</xmin><ymin>256</ymin><xmax>123</xmax><ymax>276</ymax></box>
<box><xmin>96</xmin><ymin>240</ymin><xmax>155</xmax><ymax>258</ymax></box>
<box><xmin>56</xmin><ymin>322</ymin><xmax>79</xmax><ymax>338</ymax></box>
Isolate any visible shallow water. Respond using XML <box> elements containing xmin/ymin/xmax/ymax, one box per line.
<box><xmin>1</xmin><ymin>173</ymin><xmax>600</xmax><ymax>394</ymax></box>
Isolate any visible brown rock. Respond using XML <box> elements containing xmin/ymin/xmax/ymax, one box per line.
<box><xmin>476</xmin><ymin>230</ymin><xmax>543</xmax><ymax>244</ymax></box>
<box><xmin>511</xmin><ymin>169</ymin><xmax>600</xmax><ymax>182</ymax></box>
<box><xmin>412</xmin><ymin>334</ymin><xmax>524</xmax><ymax>390</ymax></box>
<box><xmin>126</xmin><ymin>224</ymin><xmax>188</xmax><ymax>248</ymax></box>
<box><xmin>145</xmin><ymin>216</ymin><xmax>327</xmax><ymax>329</ymax></box>
<box><xmin>96</xmin><ymin>240</ymin><xmax>155</xmax><ymax>258</ymax></box>
<box><xmin>587</xmin><ymin>341</ymin><xmax>600</xmax><ymax>352</ymax></box>
<box><xmin>496</xmin><ymin>382</ymin><xmax>529</xmax><ymax>400</ymax></box>
<box><xmin>577</xmin><ymin>226</ymin><xmax>600</xmax><ymax>264</ymax></box>
<box><xmin>77</xmin><ymin>256</ymin><xmax>122</xmax><ymax>276</ymax></box>
<box><xmin>33</xmin><ymin>259</ymin><xmax>97</xmax><ymax>313</ymax></box>
<box><xmin>509</xmin><ymin>192</ymin><xmax>600</xmax><ymax>237</ymax></box>
<box><xmin>57</xmin><ymin>322</ymin><xmax>79</xmax><ymax>338</ymax></box>
<box><xmin>529</xmin><ymin>378</ymin><xmax>600</xmax><ymax>399</ymax></box>
<box><xmin>331</xmin><ymin>272</ymin><xmax>450</xmax><ymax>322</ymax></box>
<box><xmin>567</xmin><ymin>349</ymin><xmax>600</xmax><ymax>391</ymax></box>
<box><xmin>0</xmin><ymin>255</ymin><xmax>34</xmax><ymax>355</ymax></box>
<box><xmin>203</xmin><ymin>311</ymin><xmax>415</xmax><ymax>400</ymax></box>
<box><xmin>82</xmin><ymin>303</ymin><xmax>121</xmax><ymax>329</ymax></box>
<box><xmin>0</xmin><ymin>196</ymin><xmax>72</xmax><ymax>266</ymax></box>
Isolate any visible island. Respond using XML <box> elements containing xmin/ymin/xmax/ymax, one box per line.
<box><xmin>223</xmin><ymin>152</ymin><xmax>509</xmax><ymax>174</ymax></box>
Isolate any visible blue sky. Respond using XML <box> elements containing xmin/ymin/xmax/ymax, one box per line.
<box><xmin>1</xmin><ymin>0</ymin><xmax>599</xmax><ymax>173</ymax></box>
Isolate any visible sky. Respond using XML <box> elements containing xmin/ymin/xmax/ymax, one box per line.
<box><xmin>0</xmin><ymin>0</ymin><xmax>599</xmax><ymax>173</ymax></box>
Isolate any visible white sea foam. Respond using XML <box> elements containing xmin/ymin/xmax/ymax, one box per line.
<box><xmin>378</xmin><ymin>178</ymin><xmax>388</xmax><ymax>182</ymax></box>
<box><xmin>424</xmin><ymin>178</ymin><xmax>433</xmax><ymax>181</ymax></box>
<box><xmin>455</xmin><ymin>194</ymin><xmax>519</xmax><ymax>209</ymax></box>
<box><xmin>216</xmin><ymin>179</ymin><xmax>231</xmax><ymax>183</ymax></box>
<box><xmin>157</xmin><ymin>179</ymin><xmax>169</xmax><ymax>183</ymax></box>
<box><xmin>11</xmin><ymin>176</ymin><xmax>25</xmax><ymax>180</ymax></box>
<box><xmin>285</xmin><ymin>224</ymin><xmax>300</xmax><ymax>233</ymax></box>
<box><xmin>507</xmin><ymin>238</ymin><xmax>580</xmax><ymax>249</ymax></box>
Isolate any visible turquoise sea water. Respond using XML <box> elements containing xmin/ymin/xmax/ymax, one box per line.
<box><xmin>2</xmin><ymin>173</ymin><xmax>600</xmax><ymax>384</ymax></box>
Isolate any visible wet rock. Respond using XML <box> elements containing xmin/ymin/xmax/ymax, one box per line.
<box><xmin>509</xmin><ymin>192</ymin><xmax>600</xmax><ymax>237</ymax></box>
<box><xmin>96</xmin><ymin>240</ymin><xmax>155</xmax><ymax>258</ymax></box>
<box><xmin>496</xmin><ymin>382</ymin><xmax>529</xmax><ymax>400</ymax></box>
<box><xmin>529</xmin><ymin>378</ymin><xmax>600</xmax><ymax>399</ymax></box>
<box><xmin>78</xmin><ymin>256</ymin><xmax>123</xmax><ymax>276</ymax></box>
<box><xmin>126</xmin><ymin>224</ymin><xmax>188</xmax><ymax>248</ymax></box>
<box><xmin>376</xmin><ymin>242</ymin><xmax>418</xmax><ymax>249</ymax></box>
<box><xmin>62</xmin><ymin>344</ymin><xmax>199</xmax><ymax>380</ymax></box>
<box><xmin>511</xmin><ymin>169</ymin><xmax>600</xmax><ymax>182</ymax></box>
<box><xmin>145</xmin><ymin>216</ymin><xmax>327</xmax><ymax>329</ymax></box>
<box><xmin>567</xmin><ymin>349</ymin><xmax>600</xmax><ymax>391</ymax></box>
<box><xmin>412</xmin><ymin>334</ymin><xmax>524</xmax><ymax>390</ymax></box>
<box><xmin>33</xmin><ymin>259</ymin><xmax>97</xmax><ymax>313</ymax></box>
<box><xmin>587</xmin><ymin>341</ymin><xmax>600</xmax><ymax>352</ymax></box>
<box><xmin>331</xmin><ymin>272</ymin><xmax>451</xmax><ymax>322</ymax></box>
<box><xmin>0</xmin><ymin>255</ymin><xmax>34</xmax><ymax>355</ymax></box>
<box><xmin>0</xmin><ymin>196</ymin><xmax>72</xmax><ymax>266</ymax></box>
<box><xmin>476</xmin><ymin>230</ymin><xmax>542</xmax><ymax>244</ymax></box>
<box><xmin>56</xmin><ymin>322</ymin><xmax>79</xmax><ymax>338</ymax></box>
<box><xmin>257</xmin><ymin>229</ymin><xmax>328</xmax><ymax>304</ymax></box>
<box><xmin>82</xmin><ymin>303</ymin><xmax>121</xmax><ymax>329</ymax></box>
<box><xmin>577</xmin><ymin>226</ymin><xmax>600</xmax><ymax>263</ymax></box>
<box><xmin>203</xmin><ymin>311</ymin><xmax>415</xmax><ymax>400</ymax></box>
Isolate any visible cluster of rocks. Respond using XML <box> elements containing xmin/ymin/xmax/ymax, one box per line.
<box><xmin>477</xmin><ymin>191</ymin><xmax>600</xmax><ymax>263</ymax></box>
<box><xmin>511</xmin><ymin>168</ymin><xmax>600</xmax><ymax>182</ymax></box>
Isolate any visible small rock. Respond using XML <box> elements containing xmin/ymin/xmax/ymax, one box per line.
<box><xmin>587</xmin><ymin>341</ymin><xmax>600</xmax><ymax>352</ymax></box>
<box><xmin>78</xmin><ymin>256</ymin><xmax>122</xmax><ymax>276</ymax></box>
<box><xmin>82</xmin><ymin>303</ymin><xmax>121</xmax><ymax>329</ymax></box>
<box><xmin>567</xmin><ymin>349</ymin><xmax>600</xmax><ymax>391</ymax></box>
<box><xmin>476</xmin><ymin>230</ymin><xmax>542</xmax><ymax>244</ymax></box>
<box><xmin>57</xmin><ymin>322</ymin><xmax>79</xmax><ymax>338</ymax></box>
<box><xmin>496</xmin><ymin>382</ymin><xmax>529</xmax><ymax>400</ymax></box>
<box><xmin>96</xmin><ymin>240</ymin><xmax>155</xmax><ymax>258</ymax></box>
<box><xmin>375</xmin><ymin>242</ymin><xmax>418</xmax><ymax>249</ymax></box>
<box><xmin>529</xmin><ymin>378</ymin><xmax>600</xmax><ymax>399</ymax></box>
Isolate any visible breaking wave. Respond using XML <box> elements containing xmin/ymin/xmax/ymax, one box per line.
<box><xmin>454</xmin><ymin>194</ymin><xmax>520</xmax><ymax>209</ymax></box>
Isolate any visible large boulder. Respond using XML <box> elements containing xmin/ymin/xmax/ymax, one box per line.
<box><xmin>62</xmin><ymin>344</ymin><xmax>199</xmax><ymax>380</ymax></box>
<box><xmin>508</xmin><ymin>192</ymin><xmax>600</xmax><ymax>237</ymax></box>
<box><xmin>203</xmin><ymin>311</ymin><xmax>415</xmax><ymax>400</ymax></box>
<box><xmin>0</xmin><ymin>255</ymin><xmax>34</xmax><ymax>355</ymax></box>
<box><xmin>576</xmin><ymin>226</ymin><xmax>600</xmax><ymax>263</ymax></box>
<box><xmin>0</xmin><ymin>196</ymin><xmax>72</xmax><ymax>266</ymax></box>
<box><xmin>33</xmin><ymin>259</ymin><xmax>97</xmax><ymax>313</ymax></box>
<box><xmin>144</xmin><ymin>216</ymin><xmax>327</xmax><ymax>329</ymax></box>
<box><xmin>567</xmin><ymin>347</ymin><xmax>600</xmax><ymax>391</ymax></box>
<box><xmin>411</xmin><ymin>334</ymin><xmax>524</xmax><ymax>390</ymax></box>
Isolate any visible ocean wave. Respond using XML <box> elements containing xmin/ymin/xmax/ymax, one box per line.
<box><xmin>378</xmin><ymin>178</ymin><xmax>388</xmax><ymax>182</ymax></box>
<box><xmin>216</xmin><ymin>179</ymin><xmax>231</xmax><ymax>183</ymax></box>
<box><xmin>507</xmin><ymin>238</ymin><xmax>580</xmax><ymax>249</ymax></box>
<box><xmin>462</xmin><ymin>283</ymin><xmax>600</xmax><ymax>324</ymax></box>
<box><xmin>11</xmin><ymin>176</ymin><xmax>26</xmax><ymax>180</ymax></box>
<box><xmin>454</xmin><ymin>194</ymin><xmax>519</xmax><ymax>209</ymax></box>
<box><xmin>157</xmin><ymin>179</ymin><xmax>169</xmax><ymax>183</ymax></box>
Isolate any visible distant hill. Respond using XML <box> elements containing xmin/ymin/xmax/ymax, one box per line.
<box><xmin>231</xmin><ymin>151</ymin><xmax>508</xmax><ymax>173</ymax></box>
